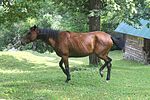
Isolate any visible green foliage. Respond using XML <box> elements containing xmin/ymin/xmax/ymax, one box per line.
<box><xmin>1</xmin><ymin>0</ymin><xmax>150</xmax><ymax>27</ymax></box>
<box><xmin>105</xmin><ymin>0</ymin><xmax>150</xmax><ymax>26</ymax></box>
<box><xmin>61</xmin><ymin>12</ymin><xmax>88</xmax><ymax>32</ymax></box>
<box><xmin>52</xmin><ymin>0</ymin><xmax>150</xmax><ymax>27</ymax></box>
<box><xmin>0</xmin><ymin>21</ymin><xmax>31</xmax><ymax>50</ymax></box>
<box><xmin>1</xmin><ymin>0</ymin><xmax>43</xmax><ymax>24</ymax></box>
<box><xmin>0</xmin><ymin>51</ymin><xmax>150</xmax><ymax>99</ymax></box>
<box><xmin>30</xmin><ymin>41</ymin><xmax>54</xmax><ymax>53</ymax></box>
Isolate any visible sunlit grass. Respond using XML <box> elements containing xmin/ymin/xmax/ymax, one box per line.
<box><xmin>0</xmin><ymin>69</ymin><xmax>31</xmax><ymax>74</ymax></box>
<box><xmin>0</xmin><ymin>51</ymin><xmax>59</xmax><ymax>67</ymax></box>
<box><xmin>0</xmin><ymin>50</ymin><xmax>150</xmax><ymax>100</ymax></box>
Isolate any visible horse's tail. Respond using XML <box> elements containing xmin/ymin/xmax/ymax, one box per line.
<box><xmin>111</xmin><ymin>36</ymin><xmax>125</xmax><ymax>50</ymax></box>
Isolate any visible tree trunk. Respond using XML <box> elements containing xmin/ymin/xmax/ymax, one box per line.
<box><xmin>88</xmin><ymin>0</ymin><xmax>101</xmax><ymax>66</ymax></box>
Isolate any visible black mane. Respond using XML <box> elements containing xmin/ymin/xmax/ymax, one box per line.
<box><xmin>37</xmin><ymin>28</ymin><xmax>60</xmax><ymax>41</ymax></box>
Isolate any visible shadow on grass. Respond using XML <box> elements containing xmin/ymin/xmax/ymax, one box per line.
<box><xmin>0</xmin><ymin>55</ymin><xmax>66</xmax><ymax>99</ymax></box>
<box><xmin>0</xmin><ymin>55</ymin><xmax>35</xmax><ymax>70</ymax></box>
<box><xmin>0</xmin><ymin>54</ymin><xmax>101</xmax><ymax>87</ymax></box>
<box><xmin>0</xmin><ymin>54</ymin><xmax>102</xmax><ymax>89</ymax></box>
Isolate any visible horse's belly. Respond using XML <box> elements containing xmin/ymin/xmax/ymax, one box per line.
<box><xmin>69</xmin><ymin>52</ymin><xmax>92</xmax><ymax>57</ymax></box>
<box><xmin>69</xmin><ymin>49</ymin><xmax>93</xmax><ymax>57</ymax></box>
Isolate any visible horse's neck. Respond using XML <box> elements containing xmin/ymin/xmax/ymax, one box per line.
<box><xmin>37</xmin><ymin>28</ymin><xmax>60</xmax><ymax>49</ymax></box>
<box><xmin>37</xmin><ymin>34</ymin><xmax>48</xmax><ymax>41</ymax></box>
<box><xmin>37</xmin><ymin>33</ymin><xmax>56</xmax><ymax>48</ymax></box>
<box><xmin>38</xmin><ymin>28</ymin><xmax>59</xmax><ymax>40</ymax></box>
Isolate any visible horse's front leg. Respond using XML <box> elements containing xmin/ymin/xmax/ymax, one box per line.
<box><xmin>59</xmin><ymin>59</ymin><xmax>67</xmax><ymax>75</ymax></box>
<box><xmin>62</xmin><ymin>56</ymin><xmax>71</xmax><ymax>82</ymax></box>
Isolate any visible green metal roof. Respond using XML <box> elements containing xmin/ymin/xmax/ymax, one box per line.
<box><xmin>115</xmin><ymin>19</ymin><xmax>150</xmax><ymax>39</ymax></box>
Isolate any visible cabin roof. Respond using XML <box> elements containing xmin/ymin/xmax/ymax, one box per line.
<box><xmin>115</xmin><ymin>19</ymin><xmax>150</xmax><ymax>39</ymax></box>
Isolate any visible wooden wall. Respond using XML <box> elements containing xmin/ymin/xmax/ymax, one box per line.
<box><xmin>124</xmin><ymin>35</ymin><xmax>146</xmax><ymax>63</ymax></box>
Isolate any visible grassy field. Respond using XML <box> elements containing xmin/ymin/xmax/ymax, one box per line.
<box><xmin>0</xmin><ymin>50</ymin><xmax>150</xmax><ymax>100</ymax></box>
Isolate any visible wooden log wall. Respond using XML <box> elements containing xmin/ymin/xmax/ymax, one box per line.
<box><xmin>124</xmin><ymin>35</ymin><xmax>145</xmax><ymax>63</ymax></box>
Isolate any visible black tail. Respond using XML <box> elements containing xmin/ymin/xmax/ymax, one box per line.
<box><xmin>111</xmin><ymin>36</ymin><xmax>125</xmax><ymax>50</ymax></box>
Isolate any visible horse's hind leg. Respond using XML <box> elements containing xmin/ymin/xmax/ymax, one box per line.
<box><xmin>98</xmin><ymin>55</ymin><xmax>112</xmax><ymax>80</ymax></box>
<box><xmin>106</xmin><ymin>57</ymin><xmax>112</xmax><ymax>80</ymax></box>
<box><xmin>99</xmin><ymin>60</ymin><xmax>108</xmax><ymax>77</ymax></box>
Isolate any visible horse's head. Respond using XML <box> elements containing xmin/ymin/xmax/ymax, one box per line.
<box><xmin>21</xmin><ymin>25</ymin><xmax>39</xmax><ymax>45</ymax></box>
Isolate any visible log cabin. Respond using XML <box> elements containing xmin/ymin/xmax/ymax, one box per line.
<box><xmin>115</xmin><ymin>19</ymin><xmax>150</xmax><ymax>64</ymax></box>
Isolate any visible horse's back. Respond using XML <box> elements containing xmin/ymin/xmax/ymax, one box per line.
<box><xmin>60</xmin><ymin>31</ymin><xmax>113</xmax><ymax>47</ymax></box>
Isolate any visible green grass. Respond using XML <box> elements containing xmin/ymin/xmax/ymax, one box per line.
<box><xmin>0</xmin><ymin>50</ymin><xmax>150</xmax><ymax>100</ymax></box>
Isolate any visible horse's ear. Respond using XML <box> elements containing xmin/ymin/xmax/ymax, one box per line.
<box><xmin>33</xmin><ymin>25</ymin><xmax>37</xmax><ymax>30</ymax></box>
<box><xmin>30</xmin><ymin>25</ymin><xmax>38</xmax><ymax>31</ymax></box>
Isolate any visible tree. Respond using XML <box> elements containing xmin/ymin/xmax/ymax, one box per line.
<box><xmin>88</xmin><ymin>0</ymin><xmax>101</xmax><ymax>66</ymax></box>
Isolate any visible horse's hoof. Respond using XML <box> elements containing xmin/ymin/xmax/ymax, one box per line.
<box><xmin>106</xmin><ymin>78</ymin><xmax>110</xmax><ymax>81</ymax></box>
<box><xmin>100</xmin><ymin>72</ymin><xmax>103</xmax><ymax>77</ymax></box>
<box><xmin>65</xmin><ymin>78</ymin><xmax>71</xmax><ymax>83</ymax></box>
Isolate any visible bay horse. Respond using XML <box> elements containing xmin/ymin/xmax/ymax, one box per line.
<box><xmin>21</xmin><ymin>25</ymin><xmax>115</xmax><ymax>82</ymax></box>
